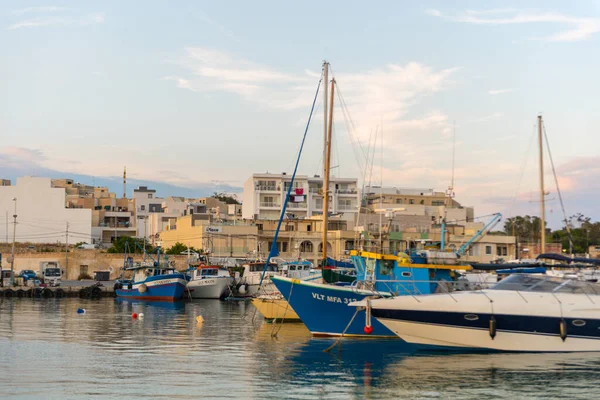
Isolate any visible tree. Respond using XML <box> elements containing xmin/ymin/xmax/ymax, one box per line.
<box><xmin>503</xmin><ymin>215</ymin><xmax>549</xmax><ymax>243</ymax></box>
<box><xmin>165</xmin><ymin>242</ymin><xmax>202</xmax><ymax>255</ymax></box>
<box><xmin>212</xmin><ymin>192</ymin><xmax>240</xmax><ymax>205</ymax></box>
<box><xmin>107</xmin><ymin>237</ymin><xmax>154</xmax><ymax>254</ymax></box>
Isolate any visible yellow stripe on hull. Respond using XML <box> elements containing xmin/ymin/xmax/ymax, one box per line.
<box><xmin>251</xmin><ymin>298</ymin><xmax>301</xmax><ymax>322</ymax></box>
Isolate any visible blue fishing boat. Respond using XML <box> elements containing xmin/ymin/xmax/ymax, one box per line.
<box><xmin>115</xmin><ymin>248</ymin><xmax>187</xmax><ymax>301</ymax></box>
<box><xmin>272</xmin><ymin>250</ymin><xmax>469</xmax><ymax>337</ymax></box>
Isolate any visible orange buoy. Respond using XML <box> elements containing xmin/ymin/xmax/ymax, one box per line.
<box><xmin>132</xmin><ymin>313</ymin><xmax>138</xmax><ymax>319</ymax></box>
<box><xmin>364</xmin><ymin>325</ymin><xmax>373</xmax><ymax>334</ymax></box>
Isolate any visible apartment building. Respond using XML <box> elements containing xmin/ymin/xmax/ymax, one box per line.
<box><xmin>0</xmin><ymin>177</ymin><xmax>92</xmax><ymax>244</ymax></box>
<box><xmin>242</xmin><ymin>173</ymin><xmax>360</xmax><ymax>221</ymax></box>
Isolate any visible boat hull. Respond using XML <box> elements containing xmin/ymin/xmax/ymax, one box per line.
<box><xmin>251</xmin><ymin>297</ymin><xmax>301</xmax><ymax>322</ymax></box>
<box><xmin>377</xmin><ymin>313</ymin><xmax>600</xmax><ymax>352</ymax></box>
<box><xmin>271</xmin><ymin>276</ymin><xmax>397</xmax><ymax>338</ymax></box>
<box><xmin>187</xmin><ymin>277</ymin><xmax>233</xmax><ymax>299</ymax></box>
<box><xmin>116</xmin><ymin>276</ymin><xmax>187</xmax><ymax>301</ymax></box>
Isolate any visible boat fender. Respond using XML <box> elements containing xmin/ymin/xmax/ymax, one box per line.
<box><xmin>16</xmin><ymin>289</ymin><xmax>25</xmax><ymax>298</ymax></box>
<box><xmin>238</xmin><ymin>284</ymin><xmax>247</xmax><ymax>295</ymax></box>
<box><xmin>138</xmin><ymin>313</ymin><xmax>144</xmax><ymax>319</ymax></box>
<box><xmin>559</xmin><ymin>319</ymin><xmax>567</xmax><ymax>342</ymax></box>
<box><xmin>138</xmin><ymin>284</ymin><xmax>147</xmax><ymax>294</ymax></box>
<box><xmin>77</xmin><ymin>308</ymin><xmax>86</xmax><ymax>314</ymax></box>
<box><xmin>196</xmin><ymin>315</ymin><xmax>204</xmax><ymax>325</ymax></box>
<box><xmin>489</xmin><ymin>316</ymin><xmax>497</xmax><ymax>339</ymax></box>
<box><xmin>4</xmin><ymin>289</ymin><xmax>14</xmax><ymax>298</ymax></box>
<box><xmin>364</xmin><ymin>298</ymin><xmax>373</xmax><ymax>334</ymax></box>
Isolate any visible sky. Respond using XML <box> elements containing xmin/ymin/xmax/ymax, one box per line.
<box><xmin>1</xmin><ymin>1</ymin><xmax>600</xmax><ymax>228</ymax></box>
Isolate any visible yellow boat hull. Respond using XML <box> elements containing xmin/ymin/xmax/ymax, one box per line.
<box><xmin>251</xmin><ymin>297</ymin><xmax>301</xmax><ymax>322</ymax></box>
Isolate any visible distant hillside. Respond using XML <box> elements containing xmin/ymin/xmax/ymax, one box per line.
<box><xmin>1</xmin><ymin>165</ymin><xmax>242</xmax><ymax>199</ymax></box>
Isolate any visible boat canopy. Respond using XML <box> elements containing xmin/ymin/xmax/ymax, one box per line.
<box><xmin>490</xmin><ymin>274</ymin><xmax>600</xmax><ymax>294</ymax></box>
<box><xmin>537</xmin><ymin>253</ymin><xmax>600</xmax><ymax>266</ymax></box>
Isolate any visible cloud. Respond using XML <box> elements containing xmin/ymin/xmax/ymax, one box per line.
<box><xmin>426</xmin><ymin>8</ymin><xmax>600</xmax><ymax>42</ymax></box>
<box><xmin>1</xmin><ymin>146</ymin><xmax>47</xmax><ymax>163</ymax></box>
<box><xmin>488</xmin><ymin>88</ymin><xmax>514</xmax><ymax>95</ymax></box>
<box><xmin>11</xmin><ymin>6</ymin><xmax>68</xmax><ymax>15</ymax></box>
<box><xmin>7</xmin><ymin>11</ymin><xmax>104</xmax><ymax>30</ymax></box>
<box><xmin>166</xmin><ymin>47</ymin><xmax>458</xmax><ymax>144</ymax></box>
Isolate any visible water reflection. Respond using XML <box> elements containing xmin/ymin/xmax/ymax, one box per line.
<box><xmin>1</xmin><ymin>298</ymin><xmax>600</xmax><ymax>399</ymax></box>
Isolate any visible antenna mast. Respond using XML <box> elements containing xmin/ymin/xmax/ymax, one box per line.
<box><xmin>123</xmin><ymin>166</ymin><xmax>127</xmax><ymax>198</ymax></box>
<box><xmin>538</xmin><ymin>115</ymin><xmax>546</xmax><ymax>254</ymax></box>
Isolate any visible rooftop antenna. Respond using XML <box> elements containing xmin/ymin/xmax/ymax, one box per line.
<box><xmin>123</xmin><ymin>166</ymin><xmax>127</xmax><ymax>198</ymax></box>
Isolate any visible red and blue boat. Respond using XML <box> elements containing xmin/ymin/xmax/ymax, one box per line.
<box><xmin>115</xmin><ymin>250</ymin><xmax>187</xmax><ymax>301</ymax></box>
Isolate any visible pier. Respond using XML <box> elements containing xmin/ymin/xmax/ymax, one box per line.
<box><xmin>0</xmin><ymin>284</ymin><xmax>114</xmax><ymax>299</ymax></box>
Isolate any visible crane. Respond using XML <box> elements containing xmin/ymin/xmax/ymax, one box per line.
<box><xmin>456</xmin><ymin>213</ymin><xmax>502</xmax><ymax>257</ymax></box>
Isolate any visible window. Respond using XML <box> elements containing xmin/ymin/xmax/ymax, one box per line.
<box><xmin>141</xmin><ymin>205</ymin><xmax>146</xmax><ymax>211</ymax></box>
<box><xmin>300</xmin><ymin>241</ymin><xmax>313</xmax><ymax>252</ymax></box>
<box><xmin>396</xmin><ymin>199</ymin><xmax>402</xmax><ymax>204</ymax></box>
<box><xmin>338</xmin><ymin>199</ymin><xmax>352</xmax><ymax>210</ymax></box>
<box><xmin>409</xmin><ymin>199</ymin><xmax>415</xmax><ymax>204</ymax></box>
<box><xmin>497</xmin><ymin>246</ymin><xmax>508</xmax><ymax>256</ymax></box>
<box><xmin>307</xmin><ymin>224</ymin><xmax>312</xmax><ymax>232</ymax></box>
<box><xmin>148</xmin><ymin>194</ymin><xmax>153</xmax><ymax>199</ymax></box>
<box><xmin>80</xmin><ymin>265</ymin><xmax>88</xmax><ymax>276</ymax></box>
<box><xmin>285</xmin><ymin>224</ymin><xmax>295</xmax><ymax>232</ymax></box>
<box><xmin>485</xmin><ymin>245</ymin><xmax>492</xmax><ymax>255</ymax></box>
<box><xmin>345</xmin><ymin>240</ymin><xmax>354</xmax><ymax>250</ymax></box>
<box><xmin>432</xmin><ymin>200</ymin><xmax>445</xmax><ymax>206</ymax></box>
<box><xmin>257</xmin><ymin>224</ymin><xmax>263</xmax><ymax>231</ymax></box>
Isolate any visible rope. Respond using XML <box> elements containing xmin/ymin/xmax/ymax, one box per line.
<box><xmin>270</xmin><ymin>280</ymin><xmax>295</xmax><ymax>338</ymax></box>
<box><xmin>259</xmin><ymin>74</ymin><xmax>323</xmax><ymax>287</ymax></box>
<box><xmin>323</xmin><ymin>307</ymin><xmax>360</xmax><ymax>353</ymax></box>
<box><xmin>543</xmin><ymin>122</ymin><xmax>574</xmax><ymax>251</ymax></box>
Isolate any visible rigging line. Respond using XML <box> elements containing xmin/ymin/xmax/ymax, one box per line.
<box><xmin>543</xmin><ymin>122</ymin><xmax>574</xmax><ymax>248</ymax></box>
<box><xmin>335</xmin><ymin>85</ymin><xmax>366</xmax><ymax>173</ymax></box>
<box><xmin>507</xmin><ymin>124</ymin><xmax>537</xmax><ymax>220</ymax></box>
<box><xmin>355</xmin><ymin>127</ymin><xmax>376</xmax><ymax>242</ymax></box>
<box><xmin>259</xmin><ymin>73</ymin><xmax>323</xmax><ymax>287</ymax></box>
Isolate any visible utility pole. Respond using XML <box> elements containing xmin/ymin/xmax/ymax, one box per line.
<box><xmin>65</xmin><ymin>221</ymin><xmax>69</xmax><ymax>274</ymax></box>
<box><xmin>538</xmin><ymin>115</ymin><xmax>546</xmax><ymax>254</ymax></box>
<box><xmin>10</xmin><ymin>198</ymin><xmax>17</xmax><ymax>286</ymax></box>
<box><xmin>143</xmin><ymin>215</ymin><xmax>148</xmax><ymax>254</ymax></box>
<box><xmin>5</xmin><ymin>211</ymin><xmax>8</xmax><ymax>243</ymax></box>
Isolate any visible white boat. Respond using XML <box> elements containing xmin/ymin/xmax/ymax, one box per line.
<box><xmin>186</xmin><ymin>265</ymin><xmax>233</xmax><ymax>299</ymax></box>
<box><xmin>355</xmin><ymin>274</ymin><xmax>600</xmax><ymax>352</ymax></box>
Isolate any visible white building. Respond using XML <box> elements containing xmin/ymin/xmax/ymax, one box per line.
<box><xmin>0</xmin><ymin>177</ymin><xmax>92</xmax><ymax>244</ymax></box>
<box><xmin>242</xmin><ymin>173</ymin><xmax>360</xmax><ymax>221</ymax></box>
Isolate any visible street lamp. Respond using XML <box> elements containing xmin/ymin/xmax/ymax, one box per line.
<box><xmin>10</xmin><ymin>197</ymin><xmax>17</xmax><ymax>287</ymax></box>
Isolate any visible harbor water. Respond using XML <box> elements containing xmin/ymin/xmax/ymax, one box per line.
<box><xmin>1</xmin><ymin>298</ymin><xmax>600</xmax><ymax>399</ymax></box>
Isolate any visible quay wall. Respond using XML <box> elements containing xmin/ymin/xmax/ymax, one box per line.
<box><xmin>0</xmin><ymin>246</ymin><xmax>191</xmax><ymax>280</ymax></box>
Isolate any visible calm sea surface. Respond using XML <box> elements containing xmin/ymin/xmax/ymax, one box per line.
<box><xmin>1</xmin><ymin>298</ymin><xmax>600</xmax><ymax>399</ymax></box>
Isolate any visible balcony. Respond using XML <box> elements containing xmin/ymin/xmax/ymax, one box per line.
<box><xmin>105</xmin><ymin>211</ymin><xmax>132</xmax><ymax>217</ymax></box>
<box><xmin>260</xmin><ymin>202</ymin><xmax>281</xmax><ymax>208</ymax></box>
<box><xmin>256</xmin><ymin>185</ymin><xmax>280</xmax><ymax>192</ymax></box>
<box><xmin>336</xmin><ymin>189</ymin><xmax>358</xmax><ymax>196</ymax></box>
<box><xmin>287</xmin><ymin>202</ymin><xmax>307</xmax><ymax>209</ymax></box>
<box><xmin>337</xmin><ymin>205</ymin><xmax>357</xmax><ymax>211</ymax></box>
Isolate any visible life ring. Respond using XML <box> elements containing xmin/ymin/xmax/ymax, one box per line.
<box><xmin>138</xmin><ymin>284</ymin><xmax>147</xmax><ymax>294</ymax></box>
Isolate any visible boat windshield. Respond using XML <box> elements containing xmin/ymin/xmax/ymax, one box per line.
<box><xmin>490</xmin><ymin>274</ymin><xmax>600</xmax><ymax>294</ymax></box>
<box><xmin>249</xmin><ymin>264</ymin><xmax>278</xmax><ymax>272</ymax></box>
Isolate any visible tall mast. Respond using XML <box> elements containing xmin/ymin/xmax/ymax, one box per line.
<box><xmin>323</xmin><ymin>61</ymin><xmax>329</xmax><ymax>184</ymax></box>
<box><xmin>538</xmin><ymin>115</ymin><xmax>546</xmax><ymax>254</ymax></box>
<box><xmin>322</xmin><ymin>77</ymin><xmax>335</xmax><ymax>263</ymax></box>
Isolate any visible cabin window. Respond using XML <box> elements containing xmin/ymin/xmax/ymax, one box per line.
<box><xmin>401</xmin><ymin>271</ymin><xmax>412</xmax><ymax>278</ymax></box>
<box><xmin>464</xmin><ymin>314</ymin><xmax>479</xmax><ymax>321</ymax></box>
<box><xmin>304</xmin><ymin>265</ymin><xmax>311</xmax><ymax>270</ymax></box>
<box><xmin>573</xmin><ymin>320</ymin><xmax>586</xmax><ymax>327</ymax></box>
<box><xmin>381</xmin><ymin>260</ymin><xmax>394</xmax><ymax>276</ymax></box>
<box><xmin>289</xmin><ymin>265</ymin><xmax>296</xmax><ymax>271</ymax></box>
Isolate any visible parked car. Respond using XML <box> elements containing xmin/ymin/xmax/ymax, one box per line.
<box><xmin>19</xmin><ymin>270</ymin><xmax>37</xmax><ymax>281</ymax></box>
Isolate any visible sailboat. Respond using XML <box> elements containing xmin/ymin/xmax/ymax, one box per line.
<box><xmin>271</xmin><ymin>62</ymin><xmax>470</xmax><ymax>337</ymax></box>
